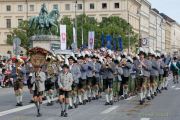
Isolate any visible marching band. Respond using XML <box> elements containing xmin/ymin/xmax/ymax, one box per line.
<box><xmin>1</xmin><ymin>47</ymin><xmax>179</xmax><ymax>118</ymax></box>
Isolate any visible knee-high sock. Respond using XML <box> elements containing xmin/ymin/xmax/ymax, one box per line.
<box><xmin>47</xmin><ymin>96</ymin><xmax>51</xmax><ymax>103</ymax></box>
<box><xmin>69</xmin><ymin>97</ymin><xmax>73</xmax><ymax>107</ymax></box>
<box><xmin>109</xmin><ymin>91</ymin><xmax>113</xmax><ymax>101</ymax></box>
<box><xmin>16</xmin><ymin>96</ymin><xmax>20</xmax><ymax>103</ymax></box>
<box><xmin>88</xmin><ymin>89</ymin><xmax>92</xmax><ymax>98</ymax></box>
<box><xmin>165</xmin><ymin>77</ymin><xmax>169</xmax><ymax>87</ymax></box>
<box><xmin>139</xmin><ymin>92</ymin><xmax>143</xmax><ymax>101</ymax></box>
<box><xmin>73</xmin><ymin>96</ymin><xmax>77</xmax><ymax>104</ymax></box>
<box><xmin>83</xmin><ymin>91</ymin><xmax>88</xmax><ymax>100</ymax></box>
<box><xmin>50</xmin><ymin>94</ymin><xmax>54</xmax><ymax>102</ymax></box>
<box><xmin>35</xmin><ymin>102</ymin><xmax>40</xmax><ymax>114</ymax></box>
<box><xmin>105</xmin><ymin>93</ymin><xmax>109</xmax><ymax>103</ymax></box>
<box><xmin>95</xmin><ymin>88</ymin><xmax>99</xmax><ymax>96</ymax></box>
<box><xmin>59</xmin><ymin>101</ymin><xmax>64</xmax><ymax>111</ymax></box>
<box><xmin>147</xmin><ymin>89</ymin><xmax>151</xmax><ymax>97</ymax></box>
<box><xmin>150</xmin><ymin>87</ymin><xmax>153</xmax><ymax>94</ymax></box>
<box><xmin>92</xmin><ymin>89</ymin><xmax>96</xmax><ymax>98</ymax></box>
<box><xmin>143</xmin><ymin>89</ymin><xmax>147</xmax><ymax>98</ymax></box>
<box><xmin>78</xmin><ymin>94</ymin><xmax>82</xmax><ymax>103</ymax></box>
<box><xmin>64</xmin><ymin>103</ymin><xmax>69</xmax><ymax>113</ymax></box>
<box><xmin>19</xmin><ymin>95</ymin><xmax>23</xmax><ymax>102</ymax></box>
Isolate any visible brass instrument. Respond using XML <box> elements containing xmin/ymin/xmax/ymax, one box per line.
<box><xmin>120</xmin><ymin>58</ymin><xmax>127</xmax><ymax>67</ymax></box>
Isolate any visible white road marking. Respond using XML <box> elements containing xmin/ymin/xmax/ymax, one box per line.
<box><xmin>0</xmin><ymin>98</ymin><xmax>58</xmax><ymax>117</ymax></box>
<box><xmin>125</xmin><ymin>96</ymin><xmax>136</xmax><ymax>101</ymax></box>
<box><xmin>171</xmin><ymin>86</ymin><xmax>176</xmax><ymax>88</ymax></box>
<box><xmin>175</xmin><ymin>87</ymin><xmax>180</xmax><ymax>90</ymax></box>
<box><xmin>140</xmin><ymin>118</ymin><xmax>150</xmax><ymax>120</ymax></box>
<box><xmin>101</xmin><ymin>105</ymin><xmax>119</xmax><ymax>114</ymax></box>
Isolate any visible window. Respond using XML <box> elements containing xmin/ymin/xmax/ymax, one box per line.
<box><xmin>18</xmin><ymin>19</ymin><xmax>23</xmax><ymax>26</ymax></box>
<box><xmin>6</xmin><ymin>19</ymin><xmax>11</xmax><ymax>28</ymax></box>
<box><xmin>90</xmin><ymin>3</ymin><xmax>94</xmax><ymax>9</ymax></box>
<box><xmin>77</xmin><ymin>4</ymin><xmax>82</xmax><ymax>10</ymax></box>
<box><xmin>18</xmin><ymin>5</ymin><xmax>23</xmax><ymax>11</ymax></box>
<box><xmin>6</xmin><ymin>5</ymin><xmax>11</xmax><ymax>11</ymax></box>
<box><xmin>114</xmin><ymin>3</ymin><xmax>119</xmax><ymax>8</ymax></box>
<box><xmin>65</xmin><ymin>4</ymin><xmax>70</xmax><ymax>10</ymax></box>
<box><xmin>53</xmin><ymin>4</ymin><xmax>58</xmax><ymax>9</ymax></box>
<box><xmin>102</xmin><ymin>3</ymin><xmax>107</xmax><ymax>9</ymax></box>
<box><xmin>30</xmin><ymin>5</ymin><xmax>34</xmax><ymax>11</ymax></box>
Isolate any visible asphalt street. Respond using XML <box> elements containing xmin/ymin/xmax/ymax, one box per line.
<box><xmin>0</xmin><ymin>80</ymin><xmax>180</xmax><ymax>120</ymax></box>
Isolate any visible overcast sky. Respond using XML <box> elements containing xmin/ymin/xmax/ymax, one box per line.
<box><xmin>149</xmin><ymin>0</ymin><xmax>180</xmax><ymax>23</ymax></box>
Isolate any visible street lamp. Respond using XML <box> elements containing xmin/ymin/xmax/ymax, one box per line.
<box><xmin>75</xmin><ymin>0</ymin><xmax>78</xmax><ymax>49</ymax></box>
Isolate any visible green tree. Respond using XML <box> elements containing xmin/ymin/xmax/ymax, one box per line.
<box><xmin>7</xmin><ymin>20</ymin><xmax>37</xmax><ymax>50</ymax></box>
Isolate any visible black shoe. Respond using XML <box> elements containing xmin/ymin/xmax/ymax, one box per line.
<box><xmin>61</xmin><ymin>111</ymin><xmax>64</xmax><ymax>116</ymax></box>
<box><xmin>124</xmin><ymin>94</ymin><xmax>128</xmax><ymax>99</ymax></box>
<box><xmin>96</xmin><ymin>96</ymin><xmax>99</xmax><ymax>100</ymax></box>
<box><xmin>83</xmin><ymin>100</ymin><xmax>86</xmax><ymax>105</ymax></box>
<box><xmin>164</xmin><ymin>87</ymin><xmax>168</xmax><ymax>90</ymax></box>
<box><xmin>68</xmin><ymin>106</ymin><xmax>73</xmax><ymax>109</ymax></box>
<box><xmin>36</xmin><ymin>113</ymin><xmax>42</xmax><ymax>117</ymax></box>
<box><xmin>154</xmin><ymin>92</ymin><xmax>157</xmax><ymax>96</ymax></box>
<box><xmin>85</xmin><ymin>99</ymin><xmax>89</xmax><ymax>102</ymax></box>
<box><xmin>139</xmin><ymin>100</ymin><xmax>144</xmax><ymax>105</ymax></box>
<box><xmin>29</xmin><ymin>100</ymin><xmax>34</xmax><ymax>103</ymax></box>
<box><xmin>51</xmin><ymin>101</ymin><xmax>54</xmax><ymax>105</ymax></box>
<box><xmin>79</xmin><ymin>102</ymin><xmax>83</xmax><ymax>105</ymax></box>
<box><xmin>63</xmin><ymin>112</ymin><xmax>68</xmax><ymax>117</ymax></box>
<box><xmin>88</xmin><ymin>97</ymin><xmax>91</xmax><ymax>102</ymax></box>
<box><xmin>151</xmin><ymin>94</ymin><xmax>154</xmax><ymax>99</ymax></box>
<box><xmin>42</xmin><ymin>97</ymin><xmax>46</xmax><ymax>101</ymax></box>
<box><xmin>16</xmin><ymin>103</ymin><xmax>20</xmax><ymax>106</ymax></box>
<box><xmin>74</xmin><ymin>103</ymin><xmax>78</xmax><ymax>108</ymax></box>
<box><xmin>142</xmin><ymin>98</ymin><xmax>145</xmax><ymax>103</ymax></box>
<box><xmin>47</xmin><ymin>102</ymin><xmax>52</xmax><ymax>106</ymax></box>
<box><xmin>109</xmin><ymin>101</ymin><xmax>113</xmax><ymax>105</ymax></box>
<box><xmin>92</xmin><ymin>97</ymin><xmax>96</xmax><ymax>100</ymax></box>
<box><xmin>105</xmin><ymin>102</ymin><xmax>110</xmax><ymax>105</ymax></box>
<box><xmin>147</xmin><ymin>96</ymin><xmax>151</xmax><ymax>100</ymax></box>
<box><xmin>19</xmin><ymin>102</ymin><xmax>23</xmax><ymax>106</ymax></box>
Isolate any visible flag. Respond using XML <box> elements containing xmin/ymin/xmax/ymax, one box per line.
<box><xmin>113</xmin><ymin>37</ymin><xmax>117</xmax><ymax>51</ymax></box>
<box><xmin>101</xmin><ymin>32</ymin><xmax>105</xmax><ymax>47</ymax></box>
<box><xmin>60</xmin><ymin>25</ymin><xmax>67</xmax><ymax>50</ymax></box>
<box><xmin>106</xmin><ymin>34</ymin><xmax>112</xmax><ymax>49</ymax></box>
<box><xmin>118</xmin><ymin>36</ymin><xmax>123</xmax><ymax>51</ymax></box>
<box><xmin>88</xmin><ymin>31</ymin><xmax>95</xmax><ymax>49</ymax></box>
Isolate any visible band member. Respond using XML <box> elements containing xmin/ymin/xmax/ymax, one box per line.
<box><xmin>157</xmin><ymin>54</ymin><xmax>165</xmax><ymax>92</ymax></box>
<box><xmin>78</xmin><ymin>56</ymin><xmax>88</xmax><ymax>105</ymax></box>
<box><xmin>14</xmin><ymin>58</ymin><xmax>24</xmax><ymax>106</ymax></box>
<box><xmin>14</xmin><ymin>74</ymin><xmax>24</xmax><ymax>106</ymax></box>
<box><xmin>85</xmin><ymin>54</ymin><xmax>94</xmax><ymax>102</ymax></box>
<box><xmin>68</xmin><ymin>56</ymin><xmax>81</xmax><ymax>109</ymax></box>
<box><xmin>119</xmin><ymin>54</ymin><xmax>132</xmax><ymax>99</ymax></box>
<box><xmin>134</xmin><ymin>49</ymin><xmax>151</xmax><ymax>105</ymax></box>
<box><xmin>100</xmin><ymin>55</ymin><xmax>115</xmax><ymax>105</ymax></box>
<box><xmin>170</xmin><ymin>57</ymin><xmax>180</xmax><ymax>84</ymax></box>
<box><xmin>45</xmin><ymin>58</ymin><xmax>56</xmax><ymax>106</ymax></box>
<box><xmin>91</xmin><ymin>55</ymin><xmax>101</xmax><ymax>100</ymax></box>
<box><xmin>31</xmin><ymin>66</ymin><xmax>46</xmax><ymax>117</ymax></box>
<box><xmin>162</xmin><ymin>54</ymin><xmax>171</xmax><ymax>90</ymax></box>
<box><xmin>58</xmin><ymin>64</ymin><xmax>73</xmax><ymax>117</ymax></box>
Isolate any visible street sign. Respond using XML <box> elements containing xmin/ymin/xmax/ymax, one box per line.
<box><xmin>13</xmin><ymin>37</ymin><xmax>21</xmax><ymax>55</ymax></box>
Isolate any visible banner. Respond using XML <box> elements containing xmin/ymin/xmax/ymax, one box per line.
<box><xmin>60</xmin><ymin>25</ymin><xmax>67</xmax><ymax>50</ymax></box>
<box><xmin>88</xmin><ymin>31</ymin><xmax>95</xmax><ymax>49</ymax></box>
<box><xmin>113</xmin><ymin>38</ymin><xmax>117</xmax><ymax>51</ymax></box>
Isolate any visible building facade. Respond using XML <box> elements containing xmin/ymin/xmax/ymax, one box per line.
<box><xmin>0</xmin><ymin>0</ymin><xmax>141</xmax><ymax>44</ymax></box>
<box><xmin>171</xmin><ymin>22</ymin><xmax>180</xmax><ymax>53</ymax></box>
<box><xmin>138</xmin><ymin>0</ymin><xmax>150</xmax><ymax>41</ymax></box>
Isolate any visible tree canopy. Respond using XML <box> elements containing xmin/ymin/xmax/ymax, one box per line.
<box><xmin>7</xmin><ymin>15</ymin><xmax>138</xmax><ymax>51</ymax></box>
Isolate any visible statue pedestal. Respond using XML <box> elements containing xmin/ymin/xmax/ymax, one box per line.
<box><xmin>30</xmin><ymin>35</ymin><xmax>60</xmax><ymax>51</ymax></box>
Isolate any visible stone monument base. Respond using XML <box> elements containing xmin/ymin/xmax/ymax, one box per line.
<box><xmin>30</xmin><ymin>35</ymin><xmax>60</xmax><ymax>51</ymax></box>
